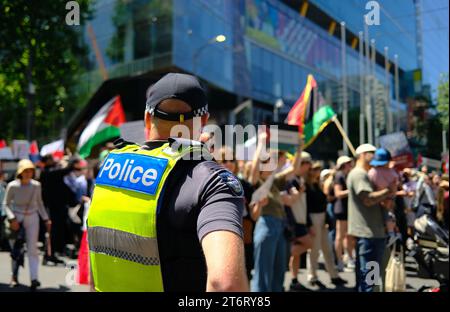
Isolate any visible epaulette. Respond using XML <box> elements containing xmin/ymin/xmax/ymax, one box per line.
<box><xmin>167</xmin><ymin>137</ymin><xmax>212</xmax><ymax>161</ymax></box>
<box><xmin>113</xmin><ymin>138</ymin><xmax>139</xmax><ymax>149</ymax></box>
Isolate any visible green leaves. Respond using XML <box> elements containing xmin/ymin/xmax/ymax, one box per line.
<box><xmin>0</xmin><ymin>0</ymin><xmax>93</xmax><ymax>143</ymax></box>
<box><xmin>437</xmin><ymin>74</ymin><xmax>449</xmax><ymax>132</ymax></box>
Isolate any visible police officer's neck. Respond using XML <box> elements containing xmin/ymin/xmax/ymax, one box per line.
<box><xmin>148</xmin><ymin>131</ymin><xmax>195</xmax><ymax>142</ymax></box>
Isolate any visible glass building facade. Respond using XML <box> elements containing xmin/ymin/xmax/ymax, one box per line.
<box><xmin>80</xmin><ymin>0</ymin><xmax>420</xmax><ymax>133</ymax></box>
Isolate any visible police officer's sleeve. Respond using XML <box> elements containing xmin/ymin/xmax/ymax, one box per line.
<box><xmin>195</xmin><ymin>162</ymin><xmax>245</xmax><ymax>242</ymax></box>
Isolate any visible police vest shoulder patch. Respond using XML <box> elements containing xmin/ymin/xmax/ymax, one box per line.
<box><xmin>218</xmin><ymin>171</ymin><xmax>243</xmax><ymax>196</ymax></box>
<box><xmin>96</xmin><ymin>152</ymin><xmax>168</xmax><ymax>195</ymax></box>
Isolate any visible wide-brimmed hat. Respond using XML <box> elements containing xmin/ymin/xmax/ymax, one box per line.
<box><xmin>300</xmin><ymin>151</ymin><xmax>312</xmax><ymax>163</ymax></box>
<box><xmin>16</xmin><ymin>159</ymin><xmax>35</xmax><ymax>178</ymax></box>
<box><xmin>336</xmin><ymin>155</ymin><xmax>353</xmax><ymax>169</ymax></box>
<box><xmin>320</xmin><ymin>169</ymin><xmax>332</xmax><ymax>181</ymax></box>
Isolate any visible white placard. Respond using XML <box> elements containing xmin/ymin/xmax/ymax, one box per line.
<box><xmin>119</xmin><ymin>121</ymin><xmax>146</xmax><ymax>144</ymax></box>
<box><xmin>12</xmin><ymin>140</ymin><xmax>30</xmax><ymax>160</ymax></box>
<box><xmin>0</xmin><ymin>147</ymin><xmax>14</xmax><ymax>160</ymax></box>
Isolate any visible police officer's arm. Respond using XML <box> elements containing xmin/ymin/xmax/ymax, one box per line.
<box><xmin>196</xmin><ymin>163</ymin><xmax>249</xmax><ymax>291</ymax></box>
<box><xmin>202</xmin><ymin>231</ymin><xmax>249</xmax><ymax>291</ymax></box>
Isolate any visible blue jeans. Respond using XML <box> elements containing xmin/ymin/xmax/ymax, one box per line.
<box><xmin>251</xmin><ymin>215</ymin><xmax>287</xmax><ymax>292</ymax></box>
<box><xmin>355</xmin><ymin>237</ymin><xmax>386</xmax><ymax>292</ymax></box>
<box><xmin>326</xmin><ymin>203</ymin><xmax>337</xmax><ymax>264</ymax></box>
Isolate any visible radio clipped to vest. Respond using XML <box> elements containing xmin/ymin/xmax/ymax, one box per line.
<box><xmin>87</xmin><ymin>138</ymin><xmax>205</xmax><ymax>292</ymax></box>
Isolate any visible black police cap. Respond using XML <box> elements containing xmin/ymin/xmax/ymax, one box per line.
<box><xmin>145</xmin><ymin>73</ymin><xmax>208</xmax><ymax>122</ymax></box>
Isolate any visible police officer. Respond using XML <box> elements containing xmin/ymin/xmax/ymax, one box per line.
<box><xmin>87</xmin><ymin>73</ymin><xmax>248</xmax><ymax>292</ymax></box>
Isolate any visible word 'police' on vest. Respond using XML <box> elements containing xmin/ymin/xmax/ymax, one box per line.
<box><xmin>96</xmin><ymin>152</ymin><xmax>168</xmax><ymax>195</ymax></box>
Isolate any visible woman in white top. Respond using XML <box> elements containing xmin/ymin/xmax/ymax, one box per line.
<box><xmin>3</xmin><ymin>159</ymin><xmax>51</xmax><ymax>290</ymax></box>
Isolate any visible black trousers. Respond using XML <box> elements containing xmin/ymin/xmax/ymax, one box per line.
<box><xmin>48</xmin><ymin>205</ymin><xmax>68</xmax><ymax>254</ymax></box>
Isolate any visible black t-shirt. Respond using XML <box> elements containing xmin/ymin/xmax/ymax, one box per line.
<box><xmin>143</xmin><ymin>141</ymin><xmax>244</xmax><ymax>292</ymax></box>
<box><xmin>333</xmin><ymin>170</ymin><xmax>348</xmax><ymax>214</ymax></box>
<box><xmin>239</xmin><ymin>178</ymin><xmax>254</xmax><ymax>219</ymax></box>
<box><xmin>285</xmin><ymin>176</ymin><xmax>312</xmax><ymax>227</ymax></box>
<box><xmin>306</xmin><ymin>182</ymin><xmax>327</xmax><ymax>214</ymax></box>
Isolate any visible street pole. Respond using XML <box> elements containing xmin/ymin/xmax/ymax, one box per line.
<box><xmin>359</xmin><ymin>31</ymin><xmax>365</xmax><ymax>145</ymax></box>
<box><xmin>384</xmin><ymin>46</ymin><xmax>393</xmax><ymax>133</ymax></box>
<box><xmin>364</xmin><ymin>21</ymin><xmax>373</xmax><ymax>145</ymax></box>
<box><xmin>192</xmin><ymin>34</ymin><xmax>226</xmax><ymax>76</ymax></box>
<box><xmin>341</xmin><ymin>22</ymin><xmax>349</xmax><ymax>155</ymax></box>
<box><xmin>366</xmin><ymin>38</ymin><xmax>375</xmax><ymax>145</ymax></box>
<box><xmin>443</xmin><ymin>130</ymin><xmax>448</xmax><ymax>155</ymax></box>
<box><xmin>371</xmin><ymin>39</ymin><xmax>378</xmax><ymax>146</ymax></box>
<box><xmin>394</xmin><ymin>54</ymin><xmax>400</xmax><ymax>132</ymax></box>
<box><xmin>273</xmin><ymin>99</ymin><xmax>284</xmax><ymax>123</ymax></box>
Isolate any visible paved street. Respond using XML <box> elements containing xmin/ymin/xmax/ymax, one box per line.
<box><xmin>0</xmin><ymin>251</ymin><xmax>89</xmax><ymax>292</ymax></box>
<box><xmin>282</xmin><ymin>253</ymin><xmax>440</xmax><ymax>292</ymax></box>
<box><xmin>0</xmin><ymin>250</ymin><xmax>439</xmax><ymax>292</ymax></box>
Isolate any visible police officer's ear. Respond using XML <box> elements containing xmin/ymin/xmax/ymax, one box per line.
<box><xmin>201</xmin><ymin>112</ymin><xmax>209</xmax><ymax>127</ymax></box>
<box><xmin>144</xmin><ymin>111</ymin><xmax>152</xmax><ymax>140</ymax></box>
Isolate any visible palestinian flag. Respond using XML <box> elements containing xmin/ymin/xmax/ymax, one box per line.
<box><xmin>303</xmin><ymin>105</ymin><xmax>336</xmax><ymax>148</ymax></box>
<box><xmin>286</xmin><ymin>74</ymin><xmax>317</xmax><ymax>136</ymax></box>
<box><xmin>78</xmin><ymin>96</ymin><xmax>126</xmax><ymax>158</ymax></box>
<box><xmin>29</xmin><ymin>140</ymin><xmax>40</xmax><ymax>163</ymax></box>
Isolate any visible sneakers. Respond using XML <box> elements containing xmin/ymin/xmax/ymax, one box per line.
<box><xmin>345</xmin><ymin>259</ymin><xmax>355</xmax><ymax>272</ymax></box>
<box><xmin>289</xmin><ymin>282</ymin><xmax>311</xmax><ymax>292</ymax></box>
<box><xmin>331</xmin><ymin>277</ymin><xmax>347</xmax><ymax>286</ymax></box>
<box><xmin>9</xmin><ymin>277</ymin><xmax>19</xmax><ymax>288</ymax></box>
<box><xmin>30</xmin><ymin>280</ymin><xmax>41</xmax><ymax>291</ymax></box>
<box><xmin>307</xmin><ymin>275</ymin><xmax>318</xmax><ymax>286</ymax></box>
<box><xmin>43</xmin><ymin>255</ymin><xmax>65</xmax><ymax>266</ymax></box>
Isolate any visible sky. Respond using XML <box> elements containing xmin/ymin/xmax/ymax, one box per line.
<box><xmin>421</xmin><ymin>0</ymin><xmax>449</xmax><ymax>100</ymax></box>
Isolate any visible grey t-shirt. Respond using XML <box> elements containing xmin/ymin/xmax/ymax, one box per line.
<box><xmin>347</xmin><ymin>166</ymin><xmax>385</xmax><ymax>238</ymax></box>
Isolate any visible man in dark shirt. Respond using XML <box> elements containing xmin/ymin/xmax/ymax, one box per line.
<box><xmin>92</xmin><ymin>73</ymin><xmax>248</xmax><ymax>292</ymax></box>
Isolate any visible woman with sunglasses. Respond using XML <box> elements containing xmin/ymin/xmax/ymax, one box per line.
<box><xmin>3</xmin><ymin>159</ymin><xmax>51</xmax><ymax>290</ymax></box>
<box><xmin>248</xmin><ymin>132</ymin><xmax>304</xmax><ymax>292</ymax></box>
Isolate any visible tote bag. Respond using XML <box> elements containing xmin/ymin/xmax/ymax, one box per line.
<box><xmin>385</xmin><ymin>243</ymin><xmax>406</xmax><ymax>292</ymax></box>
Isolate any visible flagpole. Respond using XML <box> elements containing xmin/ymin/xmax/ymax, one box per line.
<box><xmin>332</xmin><ymin>115</ymin><xmax>356</xmax><ymax>156</ymax></box>
<box><xmin>384</xmin><ymin>46</ymin><xmax>393</xmax><ymax>133</ymax></box>
<box><xmin>340</xmin><ymin>22</ymin><xmax>349</xmax><ymax>155</ymax></box>
<box><xmin>359</xmin><ymin>31</ymin><xmax>365</xmax><ymax>145</ymax></box>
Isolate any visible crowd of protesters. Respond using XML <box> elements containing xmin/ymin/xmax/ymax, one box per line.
<box><xmin>0</xmin><ymin>148</ymin><xmax>104</xmax><ymax>290</ymax></box>
<box><xmin>0</xmin><ymin>137</ymin><xmax>449</xmax><ymax>292</ymax></box>
<box><xmin>214</xmin><ymin>133</ymin><xmax>449</xmax><ymax>292</ymax></box>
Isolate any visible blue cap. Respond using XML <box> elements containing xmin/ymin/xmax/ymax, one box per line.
<box><xmin>370</xmin><ymin>148</ymin><xmax>392</xmax><ymax>167</ymax></box>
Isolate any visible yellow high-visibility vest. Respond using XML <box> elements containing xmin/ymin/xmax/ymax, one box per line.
<box><xmin>87</xmin><ymin>140</ymin><xmax>204</xmax><ymax>292</ymax></box>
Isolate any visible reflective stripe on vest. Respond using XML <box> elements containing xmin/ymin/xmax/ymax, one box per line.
<box><xmin>88</xmin><ymin>226</ymin><xmax>160</xmax><ymax>266</ymax></box>
<box><xmin>87</xmin><ymin>142</ymin><xmax>203</xmax><ymax>292</ymax></box>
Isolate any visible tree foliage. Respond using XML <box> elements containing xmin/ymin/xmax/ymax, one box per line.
<box><xmin>437</xmin><ymin>74</ymin><xmax>449</xmax><ymax>132</ymax></box>
<box><xmin>0</xmin><ymin>0</ymin><xmax>92</xmax><ymax>144</ymax></box>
